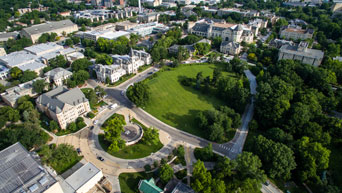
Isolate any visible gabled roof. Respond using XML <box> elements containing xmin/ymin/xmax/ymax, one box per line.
<box><xmin>138</xmin><ymin>178</ymin><xmax>163</xmax><ymax>193</ymax></box>
<box><xmin>21</xmin><ymin>20</ymin><xmax>76</xmax><ymax>35</ymax></box>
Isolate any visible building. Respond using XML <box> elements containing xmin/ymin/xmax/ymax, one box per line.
<box><xmin>0</xmin><ymin>31</ymin><xmax>19</xmax><ymax>42</ymax></box>
<box><xmin>58</xmin><ymin>11</ymin><xmax>71</xmax><ymax>17</ymax></box>
<box><xmin>138</xmin><ymin>178</ymin><xmax>163</xmax><ymax>193</ymax></box>
<box><xmin>269</xmin><ymin>38</ymin><xmax>294</xmax><ymax>48</ymax></box>
<box><xmin>20</xmin><ymin>20</ymin><xmax>78</xmax><ymax>43</ymax></box>
<box><xmin>248</xmin><ymin>19</ymin><xmax>268</xmax><ymax>35</ymax></box>
<box><xmin>144</xmin><ymin>0</ymin><xmax>162</xmax><ymax>7</ymax></box>
<box><xmin>161</xmin><ymin>2</ymin><xmax>178</xmax><ymax>8</ymax></box>
<box><xmin>137</xmin><ymin>12</ymin><xmax>160</xmax><ymax>23</ymax></box>
<box><xmin>217</xmin><ymin>8</ymin><xmax>259</xmax><ymax>17</ymax></box>
<box><xmin>36</xmin><ymin>86</ymin><xmax>91</xmax><ymax>129</ymax></box>
<box><xmin>73</xmin><ymin>9</ymin><xmax>113</xmax><ymax>22</ymax></box>
<box><xmin>82</xmin><ymin>30</ymin><xmax>131</xmax><ymax>41</ymax></box>
<box><xmin>127</xmin><ymin>22</ymin><xmax>169</xmax><ymax>37</ymax></box>
<box><xmin>220</xmin><ymin>41</ymin><xmax>241</xmax><ymax>55</ymax></box>
<box><xmin>0</xmin><ymin>142</ymin><xmax>64</xmax><ymax>193</ymax></box>
<box><xmin>1</xmin><ymin>77</ymin><xmax>48</xmax><ymax>107</ymax></box>
<box><xmin>44</xmin><ymin>68</ymin><xmax>73</xmax><ymax>86</ymax></box>
<box><xmin>168</xmin><ymin>39</ymin><xmax>211</xmax><ymax>56</ymax></box>
<box><xmin>190</xmin><ymin>20</ymin><xmax>254</xmax><ymax>43</ymax></box>
<box><xmin>115</xmin><ymin>21</ymin><xmax>138</xmax><ymax>31</ymax></box>
<box><xmin>95</xmin><ymin>49</ymin><xmax>151</xmax><ymax>83</ymax></box>
<box><xmin>61</xmin><ymin>162</ymin><xmax>103</xmax><ymax>193</ymax></box>
<box><xmin>164</xmin><ymin>179</ymin><xmax>195</xmax><ymax>193</ymax></box>
<box><xmin>280</xmin><ymin>25</ymin><xmax>314</xmax><ymax>41</ymax></box>
<box><xmin>278</xmin><ymin>41</ymin><xmax>324</xmax><ymax>67</ymax></box>
<box><xmin>0</xmin><ymin>42</ymin><xmax>82</xmax><ymax>76</ymax></box>
<box><xmin>0</xmin><ymin>48</ymin><xmax>6</xmax><ymax>56</ymax></box>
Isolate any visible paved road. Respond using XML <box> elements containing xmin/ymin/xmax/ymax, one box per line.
<box><xmin>102</xmin><ymin>67</ymin><xmax>257</xmax><ymax>159</ymax></box>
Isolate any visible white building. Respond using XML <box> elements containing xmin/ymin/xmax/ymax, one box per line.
<box><xmin>127</xmin><ymin>22</ymin><xmax>169</xmax><ymax>37</ymax></box>
<box><xmin>94</xmin><ymin>49</ymin><xmax>152</xmax><ymax>83</ymax></box>
<box><xmin>248</xmin><ymin>19</ymin><xmax>268</xmax><ymax>35</ymax></box>
<box><xmin>61</xmin><ymin>162</ymin><xmax>103</xmax><ymax>193</ymax></box>
<box><xmin>278</xmin><ymin>41</ymin><xmax>324</xmax><ymax>67</ymax></box>
<box><xmin>36</xmin><ymin>86</ymin><xmax>91</xmax><ymax>129</ymax></box>
<box><xmin>217</xmin><ymin>8</ymin><xmax>259</xmax><ymax>17</ymax></box>
<box><xmin>0</xmin><ymin>42</ymin><xmax>82</xmax><ymax>76</ymax></box>
<box><xmin>44</xmin><ymin>68</ymin><xmax>73</xmax><ymax>86</ymax></box>
<box><xmin>20</xmin><ymin>20</ymin><xmax>78</xmax><ymax>43</ymax></box>
<box><xmin>82</xmin><ymin>30</ymin><xmax>131</xmax><ymax>41</ymax></box>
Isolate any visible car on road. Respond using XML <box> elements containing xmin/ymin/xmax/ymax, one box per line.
<box><xmin>93</xmin><ymin>120</ymin><xmax>98</xmax><ymax>125</ymax></box>
<box><xmin>148</xmin><ymin>72</ymin><xmax>153</xmax><ymax>75</ymax></box>
<box><xmin>97</xmin><ymin>156</ymin><xmax>104</xmax><ymax>161</ymax></box>
<box><xmin>90</xmin><ymin>126</ymin><xmax>94</xmax><ymax>130</ymax></box>
<box><xmin>76</xmin><ymin>148</ymin><xmax>81</xmax><ymax>154</ymax></box>
<box><xmin>264</xmin><ymin>180</ymin><xmax>270</xmax><ymax>186</ymax></box>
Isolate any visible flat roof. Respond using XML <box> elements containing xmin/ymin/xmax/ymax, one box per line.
<box><xmin>24</xmin><ymin>42</ymin><xmax>63</xmax><ymax>55</ymax></box>
<box><xmin>0</xmin><ymin>51</ymin><xmax>37</xmax><ymax>67</ymax></box>
<box><xmin>99</xmin><ymin>30</ymin><xmax>130</xmax><ymax>40</ymax></box>
<box><xmin>22</xmin><ymin>20</ymin><xmax>76</xmax><ymax>35</ymax></box>
<box><xmin>64</xmin><ymin>162</ymin><xmax>101</xmax><ymax>191</ymax></box>
<box><xmin>0</xmin><ymin>142</ymin><xmax>57</xmax><ymax>193</ymax></box>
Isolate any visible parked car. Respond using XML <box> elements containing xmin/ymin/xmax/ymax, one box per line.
<box><xmin>90</xmin><ymin>126</ymin><xmax>94</xmax><ymax>130</ymax></box>
<box><xmin>76</xmin><ymin>148</ymin><xmax>81</xmax><ymax>154</ymax></box>
<box><xmin>109</xmin><ymin>103</ymin><xmax>118</xmax><ymax>110</ymax></box>
<box><xmin>93</xmin><ymin>120</ymin><xmax>98</xmax><ymax>125</ymax></box>
<box><xmin>148</xmin><ymin>72</ymin><xmax>153</xmax><ymax>75</ymax></box>
<box><xmin>97</xmin><ymin>156</ymin><xmax>104</xmax><ymax>161</ymax></box>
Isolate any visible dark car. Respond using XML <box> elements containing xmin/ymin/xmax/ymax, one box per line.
<box><xmin>76</xmin><ymin>148</ymin><xmax>81</xmax><ymax>154</ymax></box>
<box><xmin>97</xmin><ymin>156</ymin><xmax>104</xmax><ymax>161</ymax></box>
<box><xmin>148</xmin><ymin>72</ymin><xmax>153</xmax><ymax>75</ymax></box>
<box><xmin>90</xmin><ymin>126</ymin><xmax>94</xmax><ymax>130</ymax></box>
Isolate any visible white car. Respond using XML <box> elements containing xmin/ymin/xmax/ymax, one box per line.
<box><xmin>109</xmin><ymin>103</ymin><xmax>118</xmax><ymax>110</ymax></box>
<box><xmin>93</xmin><ymin>120</ymin><xmax>98</xmax><ymax>125</ymax></box>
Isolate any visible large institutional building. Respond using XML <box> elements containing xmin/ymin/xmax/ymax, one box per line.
<box><xmin>94</xmin><ymin>49</ymin><xmax>151</xmax><ymax>83</ymax></box>
<box><xmin>189</xmin><ymin>20</ymin><xmax>254</xmax><ymax>43</ymax></box>
<box><xmin>36</xmin><ymin>87</ymin><xmax>91</xmax><ymax>129</ymax></box>
<box><xmin>0</xmin><ymin>142</ymin><xmax>64</xmax><ymax>193</ymax></box>
<box><xmin>20</xmin><ymin>20</ymin><xmax>78</xmax><ymax>43</ymax></box>
<box><xmin>278</xmin><ymin>41</ymin><xmax>324</xmax><ymax>66</ymax></box>
<box><xmin>280</xmin><ymin>25</ymin><xmax>314</xmax><ymax>41</ymax></box>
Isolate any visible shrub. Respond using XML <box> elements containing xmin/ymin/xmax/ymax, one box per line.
<box><xmin>144</xmin><ymin>164</ymin><xmax>152</xmax><ymax>172</ymax></box>
<box><xmin>87</xmin><ymin>112</ymin><xmax>95</xmax><ymax>119</ymax></box>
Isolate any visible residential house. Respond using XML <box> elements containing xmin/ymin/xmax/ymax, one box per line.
<box><xmin>278</xmin><ymin>41</ymin><xmax>324</xmax><ymax>66</ymax></box>
<box><xmin>36</xmin><ymin>86</ymin><xmax>91</xmax><ymax>129</ymax></box>
<box><xmin>44</xmin><ymin>68</ymin><xmax>73</xmax><ymax>86</ymax></box>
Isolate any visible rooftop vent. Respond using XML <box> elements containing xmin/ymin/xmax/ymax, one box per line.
<box><xmin>29</xmin><ymin>184</ymin><xmax>39</xmax><ymax>192</ymax></box>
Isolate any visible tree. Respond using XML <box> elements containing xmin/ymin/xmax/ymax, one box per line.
<box><xmin>141</xmin><ymin>127</ymin><xmax>159</xmax><ymax>145</ymax></box>
<box><xmin>211</xmin><ymin>178</ymin><xmax>226</xmax><ymax>193</ymax></box>
<box><xmin>96</xmin><ymin>54</ymin><xmax>113</xmax><ymax>65</ymax></box>
<box><xmin>126</xmin><ymin>82</ymin><xmax>150</xmax><ymax>107</ymax></box>
<box><xmin>194</xmin><ymin>42</ymin><xmax>211</xmax><ymax>55</ymax></box>
<box><xmin>19</xmin><ymin>70</ymin><xmax>37</xmax><ymax>83</ymax></box>
<box><xmin>49</xmin><ymin>55</ymin><xmax>68</xmax><ymax>68</ymax></box>
<box><xmin>49</xmin><ymin>120</ymin><xmax>60</xmax><ymax>132</ymax></box>
<box><xmin>191</xmin><ymin>160</ymin><xmax>212</xmax><ymax>192</ymax></box>
<box><xmin>73</xmin><ymin>70</ymin><xmax>90</xmax><ymax>85</ymax></box>
<box><xmin>235</xmin><ymin>152</ymin><xmax>266</xmax><ymax>182</ymax></box>
<box><xmin>71</xmin><ymin>58</ymin><xmax>92</xmax><ymax>72</ymax></box>
<box><xmin>212</xmin><ymin>68</ymin><xmax>222</xmax><ymax>86</ymax></box>
<box><xmin>32</xmin><ymin>79</ymin><xmax>47</xmax><ymax>94</ymax></box>
<box><xmin>103</xmin><ymin>116</ymin><xmax>126</xmax><ymax>153</ymax></box>
<box><xmin>9</xmin><ymin>67</ymin><xmax>22</xmax><ymax>79</ymax></box>
<box><xmin>251</xmin><ymin>135</ymin><xmax>296</xmax><ymax>180</ymax></box>
<box><xmin>159</xmin><ymin>164</ymin><xmax>174</xmax><ymax>183</ymax></box>
<box><xmin>296</xmin><ymin>136</ymin><xmax>331</xmax><ymax>183</ymax></box>
<box><xmin>65</xmin><ymin>38</ymin><xmax>73</xmax><ymax>47</ymax></box>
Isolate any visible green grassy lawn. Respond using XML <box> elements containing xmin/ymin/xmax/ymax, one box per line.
<box><xmin>119</xmin><ymin>172</ymin><xmax>153</xmax><ymax>193</ymax></box>
<box><xmin>143</xmin><ymin>64</ymin><xmax>230</xmax><ymax>138</ymax></box>
<box><xmin>98</xmin><ymin>134</ymin><xmax>163</xmax><ymax>159</ymax></box>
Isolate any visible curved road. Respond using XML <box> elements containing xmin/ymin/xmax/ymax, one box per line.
<box><xmin>91</xmin><ymin>67</ymin><xmax>257</xmax><ymax>159</ymax></box>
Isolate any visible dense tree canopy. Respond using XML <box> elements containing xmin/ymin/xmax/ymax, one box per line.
<box><xmin>126</xmin><ymin>82</ymin><xmax>151</xmax><ymax>107</ymax></box>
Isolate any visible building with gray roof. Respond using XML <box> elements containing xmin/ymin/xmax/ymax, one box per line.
<box><xmin>278</xmin><ymin>41</ymin><xmax>324</xmax><ymax>67</ymax></box>
<box><xmin>0</xmin><ymin>142</ymin><xmax>63</xmax><ymax>193</ymax></box>
<box><xmin>36</xmin><ymin>86</ymin><xmax>91</xmax><ymax>129</ymax></box>
<box><xmin>1</xmin><ymin>77</ymin><xmax>48</xmax><ymax>107</ymax></box>
<box><xmin>0</xmin><ymin>31</ymin><xmax>19</xmax><ymax>42</ymax></box>
<box><xmin>220</xmin><ymin>41</ymin><xmax>241</xmax><ymax>55</ymax></box>
<box><xmin>44</xmin><ymin>68</ymin><xmax>73</xmax><ymax>86</ymax></box>
<box><xmin>20</xmin><ymin>20</ymin><xmax>78</xmax><ymax>43</ymax></box>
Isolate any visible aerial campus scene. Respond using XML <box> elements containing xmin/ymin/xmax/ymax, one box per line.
<box><xmin>0</xmin><ymin>0</ymin><xmax>341</xmax><ymax>192</ymax></box>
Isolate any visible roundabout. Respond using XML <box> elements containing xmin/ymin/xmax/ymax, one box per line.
<box><xmin>122</xmin><ymin>124</ymin><xmax>143</xmax><ymax>146</ymax></box>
